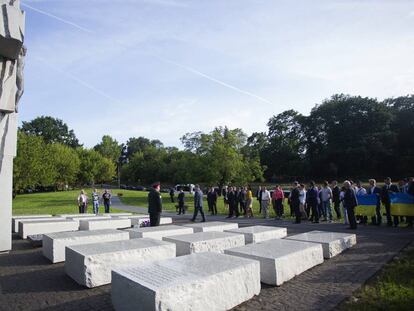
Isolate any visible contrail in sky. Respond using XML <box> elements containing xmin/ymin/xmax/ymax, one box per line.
<box><xmin>22</xmin><ymin>1</ymin><xmax>274</xmax><ymax>105</ymax></box>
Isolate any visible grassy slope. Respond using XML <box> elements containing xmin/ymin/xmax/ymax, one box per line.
<box><xmin>12</xmin><ymin>190</ymin><xmax>124</xmax><ymax>215</ymax></box>
<box><xmin>338</xmin><ymin>246</ymin><xmax>414</xmax><ymax>311</ymax></box>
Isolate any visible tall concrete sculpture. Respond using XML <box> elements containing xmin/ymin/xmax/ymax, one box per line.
<box><xmin>0</xmin><ymin>0</ymin><xmax>25</xmax><ymax>252</ymax></box>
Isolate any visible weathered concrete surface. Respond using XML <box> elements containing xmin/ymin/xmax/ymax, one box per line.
<box><xmin>18</xmin><ymin>219</ymin><xmax>78</xmax><ymax>239</ymax></box>
<box><xmin>182</xmin><ymin>221</ymin><xmax>238</xmax><ymax>232</ymax></box>
<box><xmin>65</xmin><ymin>238</ymin><xmax>176</xmax><ymax>288</ymax></box>
<box><xmin>225</xmin><ymin>238</ymin><xmax>324</xmax><ymax>286</ymax></box>
<box><xmin>225</xmin><ymin>225</ymin><xmax>287</xmax><ymax>244</ymax></box>
<box><xmin>42</xmin><ymin>229</ymin><xmax>130</xmax><ymax>263</ymax></box>
<box><xmin>285</xmin><ymin>230</ymin><xmax>357</xmax><ymax>258</ymax></box>
<box><xmin>79</xmin><ymin>218</ymin><xmax>131</xmax><ymax>231</ymax></box>
<box><xmin>12</xmin><ymin>215</ymin><xmax>53</xmax><ymax>233</ymax></box>
<box><xmin>163</xmin><ymin>231</ymin><xmax>245</xmax><ymax>256</ymax></box>
<box><xmin>126</xmin><ymin>225</ymin><xmax>194</xmax><ymax>240</ymax></box>
<box><xmin>67</xmin><ymin>216</ymin><xmax>111</xmax><ymax>227</ymax></box>
<box><xmin>111</xmin><ymin>252</ymin><xmax>261</xmax><ymax>311</ymax></box>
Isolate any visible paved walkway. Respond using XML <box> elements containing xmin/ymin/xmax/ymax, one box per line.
<box><xmin>0</xmin><ymin>198</ymin><xmax>413</xmax><ymax>311</ymax></box>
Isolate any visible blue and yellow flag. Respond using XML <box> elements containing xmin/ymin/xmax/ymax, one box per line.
<box><xmin>356</xmin><ymin>194</ymin><xmax>379</xmax><ymax>216</ymax></box>
<box><xmin>390</xmin><ymin>193</ymin><xmax>414</xmax><ymax>216</ymax></box>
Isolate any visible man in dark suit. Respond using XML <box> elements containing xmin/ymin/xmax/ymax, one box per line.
<box><xmin>331</xmin><ymin>181</ymin><xmax>341</xmax><ymax>219</ymax></box>
<box><xmin>343</xmin><ymin>180</ymin><xmax>358</xmax><ymax>229</ymax></box>
<box><xmin>238</xmin><ymin>187</ymin><xmax>246</xmax><ymax>215</ymax></box>
<box><xmin>381</xmin><ymin>177</ymin><xmax>400</xmax><ymax>227</ymax></box>
<box><xmin>307</xmin><ymin>181</ymin><xmax>319</xmax><ymax>223</ymax></box>
<box><xmin>148</xmin><ymin>182</ymin><xmax>162</xmax><ymax>226</ymax></box>
<box><xmin>226</xmin><ymin>187</ymin><xmax>239</xmax><ymax>218</ymax></box>
<box><xmin>256</xmin><ymin>186</ymin><xmax>263</xmax><ymax>214</ymax></box>
<box><xmin>367</xmin><ymin>179</ymin><xmax>382</xmax><ymax>225</ymax></box>
<box><xmin>191</xmin><ymin>185</ymin><xmax>205</xmax><ymax>222</ymax></box>
<box><xmin>290</xmin><ymin>181</ymin><xmax>301</xmax><ymax>224</ymax></box>
<box><xmin>207</xmin><ymin>187</ymin><xmax>218</xmax><ymax>215</ymax></box>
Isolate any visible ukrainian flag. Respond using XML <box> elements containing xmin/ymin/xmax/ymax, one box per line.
<box><xmin>390</xmin><ymin>193</ymin><xmax>414</xmax><ymax>216</ymax></box>
<box><xmin>356</xmin><ymin>194</ymin><xmax>378</xmax><ymax>216</ymax></box>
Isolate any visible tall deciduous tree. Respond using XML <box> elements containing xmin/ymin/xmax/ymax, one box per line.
<box><xmin>94</xmin><ymin>135</ymin><xmax>122</xmax><ymax>164</ymax></box>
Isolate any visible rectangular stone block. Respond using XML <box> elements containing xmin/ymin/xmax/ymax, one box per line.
<box><xmin>111</xmin><ymin>252</ymin><xmax>261</xmax><ymax>311</ymax></box>
<box><xmin>182</xmin><ymin>221</ymin><xmax>238</xmax><ymax>232</ymax></box>
<box><xmin>18</xmin><ymin>219</ymin><xmax>78</xmax><ymax>239</ymax></box>
<box><xmin>65</xmin><ymin>238</ymin><xmax>176</xmax><ymax>288</ymax></box>
<box><xmin>103</xmin><ymin>213</ymin><xmax>133</xmax><ymax>217</ymax></box>
<box><xmin>285</xmin><ymin>230</ymin><xmax>357</xmax><ymax>258</ymax></box>
<box><xmin>67</xmin><ymin>216</ymin><xmax>110</xmax><ymax>226</ymax></box>
<box><xmin>127</xmin><ymin>225</ymin><xmax>194</xmax><ymax>240</ymax></box>
<box><xmin>57</xmin><ymin>213</ymin><xmax>98</xmax><ymax>218</ymax></box>
<box><xmin>163</xmin><ymin>231</ymin><xmax>245</xmax><ymax>256</ymax></box>
<box><xmin>42</xmin><ymin>229</ymin><xmax>130</xmax><ymax>263</ymax></box>
<box><xmin>79</xmin><ymin>218</ymin><xmax>132</xmax><ymax>231</ymax></box>
<box><xmin>224</xmin><ymin>239</ymin><xmax>324</xmax><ymax>286</ymax></box>
<box><xmin>115</xmin><ymin>215</ymin><xmax>149</xmax><ymax>226</ymax></box>
<box><xmin>12</xmin><ymin>215</ymin><xmax>52</xmax><ymax>233</ymax></box>
<box><xmin>225</xmin><ymin>226</ymin><xmax>287</xmax><ymax>244</ymax></box>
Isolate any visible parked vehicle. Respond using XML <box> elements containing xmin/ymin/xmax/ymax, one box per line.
<box><xmin>174</xmin><ymin>184</ymin><xmax>195</xmax><ymax>194</ymax></box>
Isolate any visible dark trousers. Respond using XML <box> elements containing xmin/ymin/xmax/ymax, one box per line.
<box><xmin>79</xmin><ymin>204</ymin><xmax>87</xmax><ymax>214</ymax></box>
<box><xmin>208</xmin><ymin>202</ymin><xmax>217</xmax><ymax>215</ymax></box>
<box><xmin>347</xmin><ymin>206</ymin><xmax>357</xmax><ymax>229</ymax></box>
<box><xmin>258</xmin><ymin>200</ymin><xmax>262</xmax><ymax>213</ymax></box>
<box><xmin>228</xmin><ymin>203</ymin><xmax>239</xmax><ymax>217</ymax></box>
<box><xmin>293</xmin><ymin>202</ymin><xmax>301</xmax><ymax>223</ymax></box>
<box><xmin>150</xmin><ymin>212</ymin><xmax>161</xmax><ymax>226</ymax></box>
<box><xmin>333</xmin><ymin>201</ymin><xmax>341</xmax><ymax>218</ymax></box>
<box><xmin>375</xmin><ymin>204</ymin><xmax>382</xmax><ymax>225</ymax></box>
<box><xmin>384</xmin><ymin>202</ymin><xmax>399</xmax><ymax>226</ymax></box>
<box><xmin>178</xmin><ymin>204</ymin><xmax>185</xmax><ymax>215</ymax></box>
<box><xmin>104</xmin><ymin>201</ymin><xmax>110</xmax><ymax>213</ymax></box>
<box><xmin>310</xmin><ymin>202</ymin><xmax>319</xmax><ymax>222</ymax></box>
<box><xmin>318</xmin><ymin>203</ymin><xmax>326</xmax><ymax>219</ymax></box>
<box><xmin>192</xmin><ymin>206</ymin><xmax>205</xmax><ymax>221</ymax></box>
<box><xmin>240</xmin><ymin>201</ymin><xmax>246</xmax><ymax>214</ymax></box>
<box><xmin>170</xmin><ymin>195</ymin><xmax>174</xmax><ymax>203</ymax></box>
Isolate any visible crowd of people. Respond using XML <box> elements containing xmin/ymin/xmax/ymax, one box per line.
<box><xmin>148</xmin><ymin>177</ymin><xmax>414</xmax><ymax>229</ymax></box>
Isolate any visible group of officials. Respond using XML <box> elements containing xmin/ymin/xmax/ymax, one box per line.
<box><xmin>147</xmin><ymin>177</ymin><xmax>414</xmax><ymax>229</ymax></box>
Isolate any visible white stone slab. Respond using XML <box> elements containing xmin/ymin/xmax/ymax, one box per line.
<box><xmin>163</xmin><ymin>231</ymin><xmax>245</xmax><ymax>256</ymax></box>
<box><xmin>12</xmin><ymin>215</ymin><xmax>52</xmax><ymax>233</ymax></box>
<box><xmin>224</xmin><ymin>239</ymin><xmax>324</xmax><ymax>286</ymax></box>
<box><xmin>16</xmin><ymin>217</ymin><xmax>65</xmax><ymax>236</ymax></box>
<box><xmin>18</xmin><ymin>219</ymin><xmax>78</xmax><ymax>239</ymax></box>
<box><xmin>182</xmin><ymin>221</ymin><xmax>238</xmax><ymax>232</ymax></box>
<box><xmin>285</xmin><ymin>230</ymin><xmax>357</xmax><ymax>258</ymax></box>
<box><xmin>67</xmin><ymin>216</ymin><xmax>110</xmax><ymax>226</ymax></box>
<box><xmin>102</xmin><ymin>213</ymin><xmax>133</xmax><ymax>217</ymax></box>
<box><xmin>127</xmin><ymin>225</ymin><xmax>194</xmax><ymax>240</ymax></box>
<box><xmin>225</xmin><ymin>226</ymin><xmax>287</xmax><ymax>244</ymax></box>
<box><xmin>65</xmin><ymin>238</ymin><xmax>176</xmax><ymax>288</ymax></box>
<box><xmin>115</xmin><ymin>215</ymin><xmax>149</xmax><ymax>226</ymax></box>
<box><xmin>42</xmin><ymin>229</ymin><xmax>130</xmax><ymax>263</ymax></box>
<box><xmin>112</xmin><ymin>252</ymin><xmax>261</xmax><ymax>311</ymax></box>
<box><xmin>57</xmin><ymin>213</ymin><xmax>98</xmax><ymax>218</ymax></box>
<box><xmin>79</xmin><ymin>218</ymin><xmax>132</xmax><ymax>231</ymax></box>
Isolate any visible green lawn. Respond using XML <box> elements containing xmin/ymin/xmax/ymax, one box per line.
<box><xmin>338</xmin><ymin>246</ymin><xmax>414</xmax><ymax>311</ymax></box>
<box><xmin>118</xmin><ymin>189</ymin><xmax>289</xmax><ymax>218</ymax></box>
<box><xmin>12</xmin><ymin>190</ymin><xmax>124</xmax><ymax>215</ymax></box>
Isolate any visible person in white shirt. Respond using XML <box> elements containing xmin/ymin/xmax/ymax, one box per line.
<box><xmin>299</xmin><ymin>184</ymin><xmax>307</xmax><ymax>219</ymax></box>
<box><xmin>320</xmin><ymin>181</ymin><xmax>333</xmax><ymax>222</ymax></box>
<box><xmin>261</xmin><ymin>186</ymin><xmax>271</xmax><ymax>219</ymax></box>
<box><xmin>77</xmin><ymin>190</ymin><xmax>88</xmax><ymax>214</ymax></box>
<box><xmin>355</xmin><ymin>181</ymin><xmax>367</xmax><ymax>196</ymax></box>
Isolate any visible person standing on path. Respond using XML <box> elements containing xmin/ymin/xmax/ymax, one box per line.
<box><xmin>77</xmin><ymin>190</ymin><xmax>88</xmax><ymax>214</ymax></box>
<box><xmin>191</xmin><ymin>185</ymin><xmax>206</xmax><ymax>222</ymax></box>
<box><xmin>102</xmin><ymin>189</ymin><xmax>112</xmax><ymax>213</ymax></box>
<box><xmin>245</xmin><ymin>186</ymin><xmax>254</xmax><ymax>218</ymax></box>
<box><xmin>239</xmin><ymin>187</ymin><xmax>246</xmax><ymax>215</ymax></box>
<box><xmin>226</xmin><ymin>187</ymin><xmax>239</xmax><ymax>218</ymax></box>
<box><xmin>320</xmin><ymin>181</ymin><xmax>333</xmax><ymax>222</ymax></box>
<box><xmin>177</xmin><ymin>189</ymin><xmax>185</xmax><ymax>215</ymax></box>
<box><xmin>367</xmin><ymin>179</ymin><xmax>381</xmax><ymax>225</ymax></box>
<box><xmin>331</xmin><ymin>181</ymin><xmax>341</xmax><ymax>219</ymax></box>
<box><xmin>207</xmin><ymin>187</ymin><xmax>218</xmax><ymax>215</ymax></box>
<box><xmin>148</xmin><ymin>182</ymin><xmax>162</xmax><ymax>226</ymax></box>
<box><xmin>256</xmin><ymin>186</ymin><xmax>263</xmax><ymax>214</ymax></box>
<box><xmin>261</xmin><ymin>186</ymin><xmax>271</xmax><ymax>219</ymax></box>
<box><xmin>343</xmin><ymin>180</ymin><xmax>358</xmax><ymax>229</ymax></box>
<box><xmin>307</xmin><ymin>181</ymin><xmax>319</xmax><ymax>223</ymax></box>
<box><xmin>169</xmin><ymin>188</ymin><xmax>175</xmax><ymax>203</ymax></box>
<box><xmin>272</xmin><ymin>185</ymin><xmax>284</xmax><ymax>219</ymax></box>
<box><xmin>381</xmin><ymin>177</ymin><xmax>400</xmax><ymax>227</ymax></box>
<box><xmin>91</xmin><ymin>189</ymin><xmax>100</xmax><ymax>214</ymax></box>
<box><xmin>290</xmin><ymin>182</ymin><xmax>301</xmax><ymax>224</ymax></box>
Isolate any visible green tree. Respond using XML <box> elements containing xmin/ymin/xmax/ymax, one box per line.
<box><xmin>49</xmin><ymin>143</ymin><xmax>80</xmax><ymax>189</ymax></box>
<box><xmin>125</xmin><ymin>136</ymin><xmax>164</xmax><ymax>160</ymax></box>
<box><xmin>21</xmin><ymin>116</ymin><xmax>81</xmax><ymax>148</ymax></box>
<box><xmin>94</xmin><ymin>135</ymin><xmax>122</xmax><ymax>164</ymax></box>
<box><xmin>76</xmin><ymin>148</ymin><xmax>115</xmax><ymax>185</ymax></box>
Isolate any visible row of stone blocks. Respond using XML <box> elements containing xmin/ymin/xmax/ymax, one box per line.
<box><xmin>12</xmin><ymin>213</ymin><xmax>173</xmax><ymax>239</ymax></box>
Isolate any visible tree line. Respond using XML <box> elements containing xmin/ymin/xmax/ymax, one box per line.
<box><xmin>14</xmin><ymin>94</ymin><xmax>414</xmax><ymax>192</ymax></box>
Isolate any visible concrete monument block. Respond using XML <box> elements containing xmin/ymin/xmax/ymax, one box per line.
<box><xmin>67</xmin><ymin>216</ymin><xmax>111</xmax><ymax>227</ymax></box>
<box><xmin>163</xmin><ymin>231</ymin><xmax>245</xmax><ymax>256</ymax></box>
<box><xmin>57</xmin><ymin>213</ymin><xmax>100</xmax><ymax>218</ymax></box>
<box><xmin>182</xmin><ymin>221</ymin><xmax>238</xmax><ymax>232</ymax></box>
<box><xmin>111</xmin><ymin>252</ymin><xmax>261</xmax><ymax>311</ymax></box>
<box><xmin>16</xmin><ymin>217</ymin><xmax>65</xmax><ymax>236</ymax></box>
<box><xmin>12</xmin><ymin>215</ymin><xmax>52</xmax><ymax>233</ymax></box>
<box><xmin>115</xmin><ymin>215</ymin><xmax>149</xmax><ymax>226</ymax></box>
<box><xmin>285</xmin><ymin>230</ymin><xmax>357</xmax><ymax>258</ymax></box>
<box><xmin>225</xmin><ymin>239</ymin><xmax>323</xmax><ymax>286</ymax></box>
<box><xmin>127</xmin><ymin>225</ymin><xmax>194</xmax><ymax>240</ymax></box>
<box><xmin>0</xmin><ymin>0</ymin><xmax>25</xmax><ymax>252</ymax></box>
<box><xmin>65</xmin><ymin>238</ymin><xmax>176</xmax><ymax>288</ymax></box>
<box><xmin>79</xmin><ymin>218</ymin><xmax>131</xmax><ymax>230</ymax></box>
<box><xmin>42</xmin><ymin>229</ymin><xmax>129</xmax><ymax>263</ymax></box>
<box><xmin>225</xmin><ymin>225</ymin><xmax>287</xmax><ymax>244</ymax></box>
<box><xmin>105</xmin><ymin>213</ymin><xmax>133</xmax><ymax>217</ymax></box>
<box><xmin>18</xmin><ymin>219</ymin><xmax>78</xmax><ymax>239</ymax></box>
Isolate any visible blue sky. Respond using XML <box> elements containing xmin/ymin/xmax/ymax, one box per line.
<box><xmin>21</xmin><ymin>0</ymin><xmax>414</xmax><ymax>147</ymax></box>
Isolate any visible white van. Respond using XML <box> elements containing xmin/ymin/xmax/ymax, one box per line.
<box><xmin>174</xmin><ymin>184</ymin><xmax>195</xmax><ymax>194</ymax></box>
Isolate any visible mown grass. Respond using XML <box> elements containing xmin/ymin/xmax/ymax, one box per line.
<box><xmin>338</xmin><ymin>246</ymin><xmax>414</xmax><ymax>311</ymax></box>
<box><xmin>12</xmin><ymin>190</ymin><xmax>124</xmax><ymax>215</ymax></box>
